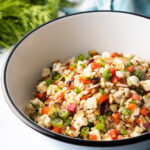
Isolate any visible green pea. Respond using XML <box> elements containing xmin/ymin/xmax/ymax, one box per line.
<box><xmin>121</xmin><ymin>108</ymin><xmax>131</xmax><ymax>116</ymax></box>
<box><xmin>76</xmin><ymin>54</ymin><xmax>85</xmax><ymax>63</ymax></box>
<box><xmin>59</xmin><ymin>109</ymin><xmax>69</xmax><ymax>119</ymax></box>
<box><xmin>51</xmin><ymin>118</ymin><xmax>63</xmax><ymax>128</ymax></box>
<box><xmin>120</xmin><ymin>129</ymin><xmax>127</xmax><ymax>135</ymax></box>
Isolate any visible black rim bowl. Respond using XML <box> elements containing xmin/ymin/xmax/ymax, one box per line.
<box><xmin>3</xmin><ymin>10</ymin><xmax>150</xmax><ymax>147</ymax></box>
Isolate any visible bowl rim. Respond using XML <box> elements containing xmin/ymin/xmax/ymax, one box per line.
<box><xmin>3</xmin><ymin>10</ymin><xmax>150</xmax><ymax>147</ymax></box>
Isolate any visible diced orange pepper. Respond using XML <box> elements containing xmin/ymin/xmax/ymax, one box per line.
<box><xmin>147</xmin><ymin>93</ymin><xmax>150</xmax><ymax>98</ymax></box>
<box><xmin>80</xmin><ymin>77</ymin><xmax>91</xmax><ymax>84</ymax></box>
<box><xmin>91</xmin><ymin>62</ymin><xmax>101</xmax><ymax>71</ymax></box>
<box><xmin>98</xmin><ymin>94</ymin><xmax>108</xmax><ymax>103</ymax></box>
<box><xmin>140</xmin><ymin>108</ymin><xmax>147</xmax><ymax>116</ymax></box>
<box><xmin>128</xmin><ymin>103</ymin><xmax>136</xmax><ymax>111</ymax></box>
<box><xmin>72</xmin><ymin>126</ymin><xmax>76</xmax><ymax>131</ymax></box>
<box><xmin>41</xmin><ymin>106</ymin><xmax>50</xmax><ymax>115</ymax></box>
<box><xmin>89</xmin><ymin>134</ymin><xmax>98</xmax><ymax>140</ymax></box>
<box><xmin>52</xmin><ymin>127</ymin><xmax>61</xmax><ymax>133</ymax></box>
<box><xmin>57</xmin><ymin>93</ymin><xmax>64</xmax><ymax>101</ymax></box>
<box><xmin>69</xmin><ymin>66</ymin><xmax>74</xmax><ymax>71</ymax></box>
<box><xmin>110</xmin><ymin>129</ymin><xmax>118</xmax><ymax>140</ymax></box>
<box><xmin>90</xmin><ymin>50</ymin><xmax>98</xmax><ymax>56</ymax></box>
<box><xmin>127</xmin><ymin>66</ymin><xmax>134</xmax><ymax>72</ymax></box>
<box><xmin>111</xmin><ymin>52</ymin><xmax>120</xmax><ymax>58</ymax></box>
<box><xmin>131</xmin><ymin>93</ymin><xmax>141</xmax><ymax>100</ymax></box>
<box><xmin>112</xmin><ymin>113</ymin><xmax>120</xmax><ymax>124</ymax></box>
<box><xmin>34</xmin><ymin>93</ymin><xmax>45</xmax><ymax>99</ymax></box>
<box><xmin>81</xmin><ymin>95</ymin><xmax>88</xmax><ymax>100</ymax></box>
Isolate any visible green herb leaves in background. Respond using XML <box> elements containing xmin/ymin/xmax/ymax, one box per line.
<box><xmin>0</xmin><ymin>0</ymin><xmax>75</xmax><ymax>48</ymax></box>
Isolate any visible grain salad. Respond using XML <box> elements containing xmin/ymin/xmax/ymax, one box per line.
<box><xmin>26</xmin><ymin>50</ymin><xmax>150</xmax><ymax>141</ymax></box>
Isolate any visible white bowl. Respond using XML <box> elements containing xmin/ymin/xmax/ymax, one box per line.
<box><xmin>2</xmin><ymin>11</ymin><xmax>150</xmax><ymax>150</ymax></box>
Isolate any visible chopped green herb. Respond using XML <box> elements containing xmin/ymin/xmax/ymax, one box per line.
<box><xmin>80</xmin><ymin>64</ymin><xmax>86</xmax><ymax>69</ymax></box>
<box><xmin>54</xmin><ymin>73</ymin><xmax>61</xmax><ymax>80</ymax></box>
<box><xmin>45</xmin><ymin>77</ymin><xmax>53</xmax><ymax>86</ymax></box>
<box><xmin>55</xmin><ymin>86</ymin><xmax>61</xmax><ymax>92</ymax></box>
<box><xmin>131</xmin><ymin>99</ymin><xmax>136</xmax><ymax>104</ymax></box>
<box><xmin>75</xmin><ymin>87</ymin><xmax>81</xmax><ymax>94</ymax></box>
<box><xmin>135</xmin><ymin>70</ymin><xmax>143</xmax><ymax>80</ymax></box>
<box><xmin>127</xmin><ymin>61</ymin><xmax>134</xmax><ymax>67</ymax></box>
<box><xmin>30</xmin><ymin>103</ymin><xmax>40</xmax><ymax>110</ymax></box>
<box><xmin>64</xmin><ymin>118</ymin><xmax>71</xmax><ymax>126</ymax></box>
<box><xmin>106</xmin><ymin>111</ymin><xmax>112</xmax><ymax>116</ymax></box>
<box><xmin>88</xmin><ymin>51</ymin><xmax>92</xmax><ymax>57</ymax></box>
<box><xmin>29</xmin><ymin>113</ymin><xmax>35</xmax><ymax>121</ymax></box>
<box><xmin>75</xmin><ymin>54</ymin><xmax>85</xmax><ymax>63</ymax></box>
<box><xmin>81</xmin><ymin>127</ymin><xmax>89</xmax><ymax>138</ymax></box>
<box><xmin>120</xmin><ymin>129</ymin><xmax>127</xmax><ymax>135</ymax></box>
<box><xmin>99</xmin><ymin>88</ymin><xmax>105</xmax><ymax>95</ymax></box>
<box><xmin>102</xmin><ymin>70</ymin><xmax>112</xmax><ymax>80</ymax></box>
<box><xmin>121</xmin><ymin>108</ymin><xmax>132</xmax><ymax>116</ymax></box>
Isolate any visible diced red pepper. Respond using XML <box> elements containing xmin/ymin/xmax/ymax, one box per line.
<box><xmin>127</xmin><ymin>66</ymin><xmax>134</xmax><ymax>72</ymax></box>
<box><xmin>71</xmin><ymin>73</ymin><xmax>79</xmax><ymax>80</ymax></box>
<box><xmin>89</xmin><ymin>134</ymin><xmax>98</xmax><ymax>140</ymax></box>
<box><xmin>110</xmin><ymin>129</ymin><xmax>118</xmax><ymax>140</ymax></box>
<box><xmin>131</xmin><ymin>93</ymin><xmax>141</xmax><ymax>100</ymax></box>
<box><xmin>67</xmin><ymin>103</ymin><xmax>76</xmax><ymax>112</ymax></box>
<box><xmin>111</xmin><ymin>68</ymin><xmax>118</xmax><ymax>76</ymax></box>
<box><xmin>111</xmin><ymin>52</ymin><xmax>120</xmax><ymax>58</ymax></box>
<box><xmin>111</xmin><ymin>76</ymin><xmax>120</xmax><ymax>85</ymax></box>
<box><xmin>98</xmin><ymin>94</ymin><xmax>108</xmax><ymax>103</ymax></box>
<box><xmin>52</xmin><ymin>127</ymin><xmax>61</xmax><ymax>133</ymax></box>
<box><xmin>72</xmin><ymin>125</ymin><xmax>76</xmax><ymax>131</ymax></box>
<box><xmin>41</xmin><ymin>106</ymin><xmax>50</xmax><ymax>115</ymax></box>
<box><xmin>57</xmin><ymin>93</ymin><xmax>64</xmax><ymax>101</ymax></box>
<box><xmin>128</xmin><ymin>103</ymin><xmax>136</xmax><ymax>111</ymax></box>
<box><xmin>91</xmin><ymin>62</ymin><xmax>101</xmax><ymax>71</ymax></box>
<box><xmin>140</xmin><ymin>108</ymin><xmax>147</xmax><ymax>116</ymax></box>
<box><xmin>112</xmin><ymin>113</ymin><xmax>120</xmax><ymax>124</ymax></box>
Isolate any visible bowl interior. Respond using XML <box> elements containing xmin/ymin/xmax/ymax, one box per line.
<box><xmin>5</xmin><ymin>12</ymin><xmax>150</xmax><ymax>116</ymax></box>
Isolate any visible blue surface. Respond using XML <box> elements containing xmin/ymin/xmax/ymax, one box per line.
<box><xmin>62</xmin><ymin>0</ymin><xmax>150</xmax><ymax>17</ymax></box>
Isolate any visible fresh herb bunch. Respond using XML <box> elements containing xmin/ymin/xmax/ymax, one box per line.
<box><xmin>0</xmin><ymin>0</ymin><xmax>75</xmax><ymax>48</ymax></box>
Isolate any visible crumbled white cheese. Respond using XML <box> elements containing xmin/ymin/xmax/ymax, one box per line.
<box><xmin>37</xmin><ymin>114</ymin><xmax>51</xmax><ymax>128</ymax></box>
<box><xmin>140</xmin><ymin>80</ymin><xmax>150</xmax><ymax>91</ymax></box>
<box><xmin>89</xmin><ymin>129</ymin><xmax>101</xmax><ymax>140</ymax></box>
<box><xmin>113</xmin><ymin>58</ymin><xmax>125</xmax><ymax>69</ymax></box>
<box><xmin>127</xmin><ymin>76</ymin><xmax>139</xmax><ymax>87</ymax></box>
<box><xmin>101</xmin><ymin>52</ymin><xmax>110</xmax><ymax>59</ymax></box>
<box><xmin>73</xmin><ymin>116</ymin><xmax>88</xmax><ymax>131</ymax></box>
<box><xmin>116</xmin><ymin>71</ymin><xmax>125</xmax><ymax>78</ymax></box>
<box><xmin>53</xmin><ymin>63</ymin><xmax>62</xmax><ymax>72</ymax></box>
<box><xmin>85</xmin><ymin>97</ymin><xmax>97</xmax><ymax>109</ymax></box>
<box><xmin>83</xmin><ymin>64</ymin><xmax>95</xmax><ymax>77</ymax></box>
<box><xmin>47</xmin><ymin>84</ymin><xmax>57</xmax><ymax>95</ymax></box>
<box><xmin>36</xmin><ymin>81</ymin><xmax>47</xmax><ymax>93</ymax></box>
<box><xmin>41</xmin><ymin>68</ymin><xmax>50</xmax><ymax>78</ymax></box>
